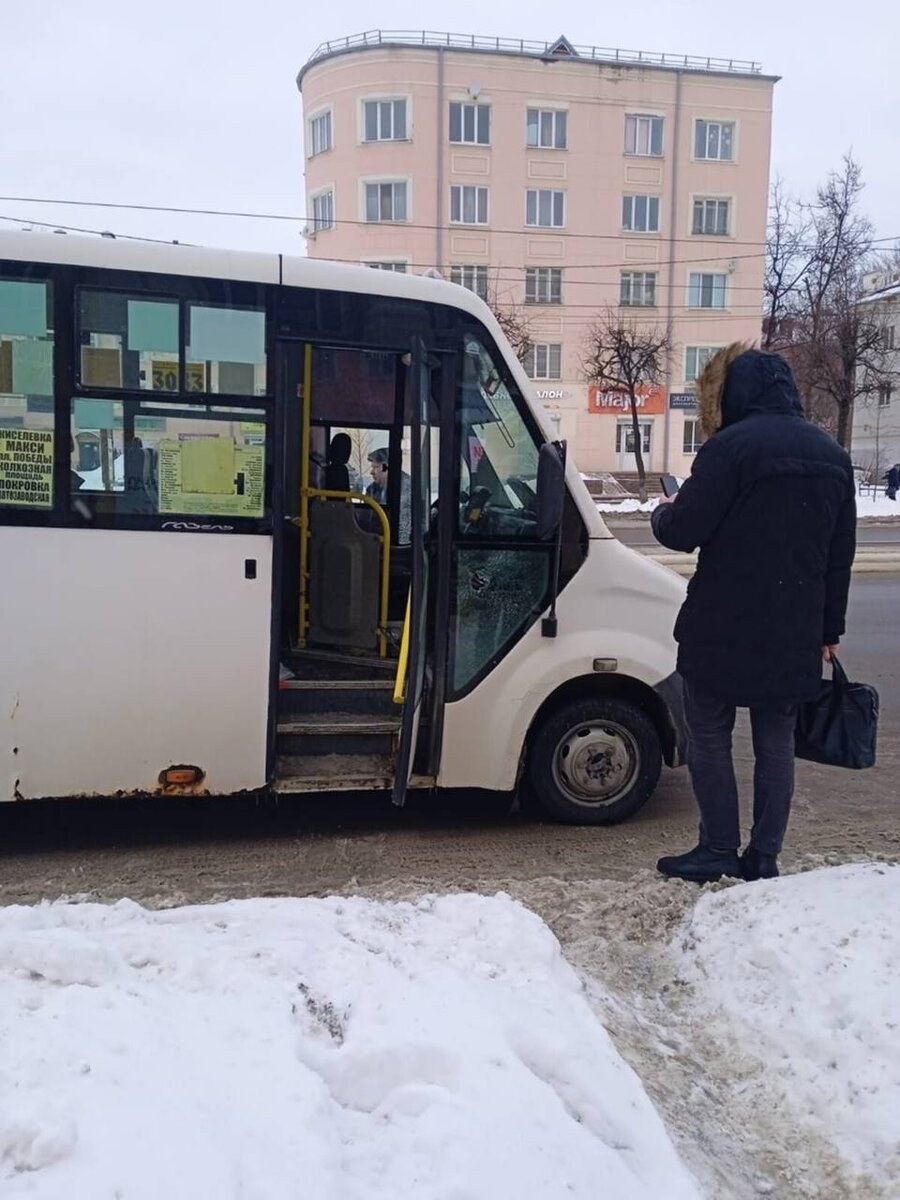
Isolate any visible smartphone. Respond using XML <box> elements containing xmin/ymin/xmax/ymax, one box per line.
<box><xmin>659</xmin><ymin>474</ymin><xmax>680</xmax><ymax>498</ymax></box>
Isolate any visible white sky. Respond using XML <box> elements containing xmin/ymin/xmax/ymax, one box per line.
<box><xmin>1</xmin><ymin>0</ymin><xmax>896</xmax><ymax>255</ymax></box>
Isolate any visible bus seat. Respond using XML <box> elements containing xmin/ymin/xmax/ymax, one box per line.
<box><xmin>307</xmin><ymin>499</ymin><xmax>380</xmax><ymax>650</ymax></box>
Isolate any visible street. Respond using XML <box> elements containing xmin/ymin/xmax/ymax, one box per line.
<box><xmin>1</xmin><ymin>573</ymin><xmax>896</xmax><ymax>909</ymax></box>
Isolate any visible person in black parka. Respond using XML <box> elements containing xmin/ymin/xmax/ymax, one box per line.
<box><xmin>652</xmin><ymin>343</ymin><xmax>856</xmax><ymax>883</ymax></box>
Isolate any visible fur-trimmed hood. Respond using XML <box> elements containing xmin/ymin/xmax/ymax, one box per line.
<box><xmin>696</xmin><ymin>344</ymin><xmax>804</xmax><ymax>439</ymax></box>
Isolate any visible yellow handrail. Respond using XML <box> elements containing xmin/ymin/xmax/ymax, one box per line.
<box><xmin>393</xmin><ymin>592</ymin><xmax>411</xmax><ymax>705</ymax></box>
<box><xmin>292</xmin><ymin>488</ymin><xmax>392</xmax><ymax>659</ymax></box>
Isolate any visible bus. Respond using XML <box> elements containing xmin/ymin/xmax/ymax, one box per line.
<box><xmin>0</xmin><ymin>230</ymin><xmax>686</xmax><ymax>824</ymax></box>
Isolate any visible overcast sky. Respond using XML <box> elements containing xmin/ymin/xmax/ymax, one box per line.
<box><xmin>1</xmin><ymin>0</ymin><xmax>896</xmax><ymax>255</ymax></box>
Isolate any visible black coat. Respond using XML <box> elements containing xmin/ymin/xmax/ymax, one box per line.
<box><xmin>652</xmin><ymin>354</ymin><xmax>856</xmax><ymax>705</ymax></box>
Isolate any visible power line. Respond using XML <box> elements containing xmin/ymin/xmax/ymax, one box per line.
<box><xmin>0</xmin><ymin>213</ymin><xmax>191</xmax><ymax>246</ymax></box>
<box><xmin>9</xmin><ymin>192</ymin><xmax>898</xmax><ymax>251</ymax></box>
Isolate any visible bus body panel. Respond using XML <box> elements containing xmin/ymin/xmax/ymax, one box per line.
<box><xmin>437</xmin><ymin>540</ymin><xmax>686</xmax><ymax>792</ymax></box>
<box><xmin>1</xmin><ymin>527</ymin><xmax>272</xmax><ymax>800</ymax></box>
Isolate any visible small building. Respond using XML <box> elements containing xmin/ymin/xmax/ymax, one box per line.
<box><xmin>851</xmin><ymin>270</ymin><xmax>900</xmax><ymax>482</ymax></box>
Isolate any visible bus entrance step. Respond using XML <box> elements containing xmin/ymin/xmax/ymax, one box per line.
<box><xmin>274</xmin><ymin>753</ymin><xmax>394</xmax><ymax>794</ymax></box>
<box><xmin>276</xmin><ymin>713</ymin><xmax>400</xmax><ymax>757</ymax></box>
<box><xmin>277</xmin><ymin>678</ymin><xmax>397</xmax><ymax>717</ymax></box>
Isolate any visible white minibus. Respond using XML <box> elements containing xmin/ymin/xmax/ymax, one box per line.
<box><xmin>0</xmin><ymin>231</ymin><xmax>686</xmax><ymax>823</ymax></box>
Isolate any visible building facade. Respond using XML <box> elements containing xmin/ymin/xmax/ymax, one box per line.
<box><xmin>297</xmin><ymin>31</ymin><xmax>776</xmax><ymax>475</ymax></box>
<box><xmin>851</xmin><ymin>269</ymin><xmax>900</xmax><ymax>481</ymax></box>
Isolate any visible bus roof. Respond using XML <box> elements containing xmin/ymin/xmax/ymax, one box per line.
<box><xmin>0</xmin><ymin>229</ymin><xmax>491</xmax><ymax>321</ymax></box>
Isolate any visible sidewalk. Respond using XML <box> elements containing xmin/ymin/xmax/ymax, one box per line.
<box><xmin>635</xmin><ymin>544</ymin><xmax>900</xmax><ymax>577</ymax></box>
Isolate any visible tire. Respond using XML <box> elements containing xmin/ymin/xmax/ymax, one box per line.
<box><xmin>526</xmin><ymin>696</ymin><xmax>662</xmax><ymax>825</ymax></box>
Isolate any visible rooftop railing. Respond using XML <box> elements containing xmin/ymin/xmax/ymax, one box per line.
<box><xmin>299</xmin><ymin>30</ymin><xmax>763</xmax><ymax>80</ymax></box>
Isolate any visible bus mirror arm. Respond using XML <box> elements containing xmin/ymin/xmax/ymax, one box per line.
<box><xmin>538</xmin><ymin>440</ymin><xmax>566</xmax><ymax>638</ymax></box>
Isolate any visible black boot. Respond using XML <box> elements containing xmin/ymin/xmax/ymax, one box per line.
<box><xmin>740</xmin><ymin>846</ymin><xmax>779</xmax><ymax>881</ymax></box>
<box><xmin>656</xmin><ymin>844</ymin><xmax>741</xmax><ymax>883</ymax></box>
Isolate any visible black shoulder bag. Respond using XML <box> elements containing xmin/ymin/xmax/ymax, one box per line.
<box><xmin>795</xmin><ymin>656</ymin><xmax>879</xmax><ymax>769</ymax></box>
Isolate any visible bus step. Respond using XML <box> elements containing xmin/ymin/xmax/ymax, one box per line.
<box><xmin>276</xmin><ymin>713</ymin><xmax>400</xmax><ymax>757</ymax></box>
<box><xmin>277</xmin><ymin>678</ymin><xmax>397</xmax><ymax>716</ymax></box>
<box><xmin>273</xmin><ymin>753</ymin><xmax>394</xmax><ymax>794</ymax></box>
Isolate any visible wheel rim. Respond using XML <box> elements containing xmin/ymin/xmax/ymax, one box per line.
<box><xmin>551</xmin><ymin>720</ymin><xmax>641</xmax><ymax>808</ymax></box>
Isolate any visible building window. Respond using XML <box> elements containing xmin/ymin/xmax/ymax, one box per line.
<box><xmin>525</xmin><ymin>268</ymin><xmax>562</xmax><ymax>305</ymax></box>
<box><xmin>449</xmin><ymin>101</ymin><xmax>490</xmax><ymax>145</ymax></box>
<box><xmin>879</xmin><ymin>385</ymin><xmax>893</xmax><ymax>408</ymax></box>
<box><xmin>526</xmin><ymin>109</ymin><xmax>567</xmax><ymax>149</ymax></box>
<box><xmin>311</xmin><ymin>190</ymin><xmax>334</xmax><ymax>232</ymax></box>
<box><xmin>685</xmin><ymin>346</ymin><xmax>720</xmax><ymax>382</ymax></box>
<box><xmin>308</xmin><ymin>110</ymin><xmax>332</xmax><ymax>157</ymax></box>
<box><xmin>526</xmin><ymin>189</ymin><xmax>565</xmax><ymax>228</ymax></box>
<box><xmin>692</xmin><ymin>198</ymin><xmax>731</xmax><ymax>236</ymax></box>
<box><xmin>450</xmin><ymin>185</ymin><xmax>489</xmax><ymax>225</ymax></box>
<box><xmin>622</xmin><ymin>195</ymin><xmax>660</xmax><ymax>233</ymax></box>
<box><xmin>695</xmin><ymin>120</ymin><xmax>734</xmax><ymax>161</ymax></box>
<box><xmin>365</xmin><ymin>181</ymin><xmax>408</xmax><ymax>223</ymax></box>
<box><xmin>523</xmin><ymin>343</ymin><xmax>562</xmax><ymax>380</ymax></box>
<box><xmin>363</xmin><ymin>99</ymin><xmax>407</xmax><ymax>142</ymax></box>
<box><xmin>882</xmin><ymin>325</ymin><xmax>896</xmax><ymax>351</ymax></box>
<box><xmin>363</xmin><ymin>261</ymin><xmax>408</xmax><ymax>272</ymax></box>
<box><xmin>620</xmin><ymin>271</ymin><xmax>657</xmax><ymax>307</ymax></box>
<box><xmin>688</xmin><ymin>273</ymin><xmax>727</xmax><ymax>309</ymax></box>
<box><xmin>625</xmin><ymin>114</ymin><xmax>663</xmax><ymax>157</ymax></box>
<box><xmin>683</xmin><ymin>419</ymin><xmax>704</xmax><ymax>454</ymax></box>
<box><xmin>449</xmin><ymin>264</ymin><xmax>489</xmax><ymax>299</ymax></box>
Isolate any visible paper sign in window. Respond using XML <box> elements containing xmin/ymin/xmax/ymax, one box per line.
<box><xmin>158</xmin><ymin>438</ymin><xmax>264</xmax><ymax>517</ymax></box>
<box><xmin>187</xmin><ymin>307</ymin><xmax>265</xmax><ymax>365</ymax></box>
<box><xmin>127</xmin><ymin>300</ymin><xmax>178</xmax><ymax>354</ymax></box>
<box><xmin>0</xmin><ymin>281</ymin><xmax>47</xmax><ymax>338</ymax></box>
<box><xmin>12</xmin><ymin>340</ymin><xmax>53</xmax><ymax>396</ymax></box>
<box><xmin>0</xmin><ymin>427</ymin><xmax>54</xmax><ymax>508</ymax></box>
<box><xmin>181</xmin><ymin>438</ymin><xmax>235</xmax><ymax>494</ymax></box>
<box><xmin>81</xmin><ymin>347</ymin><xmax>122</xmax><ymax>388</ymax></box>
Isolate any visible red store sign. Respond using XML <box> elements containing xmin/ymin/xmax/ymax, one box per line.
<box><xmin>588</xmin><ymin>385</ymin><xmax>666</xmax><ymax>415</ymax></box>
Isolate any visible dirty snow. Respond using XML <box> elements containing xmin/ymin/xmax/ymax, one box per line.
<box><xmin>1</xmin><ymin>866</ymin><xmax>899</xmax><ymax>1199</ymax></box>
<box><xmin>0</xmin><ymin>893</ymin><xmax>700</xmax><ymax>1200</ymax></box>
<box><xmin>598</xmin><ymin>482</ymin><xmax>900</xmax><ymax>517</ymax></box>
<box><xmin>673</xmin><ymin>861</ymin><xmax>900</xmax><ymax>1193</ymax></box>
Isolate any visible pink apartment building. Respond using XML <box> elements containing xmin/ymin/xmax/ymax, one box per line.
<box><xmin>297</xmin><ymin>31</ymin><xmax>777</xmax><ymax>476</ymax></box>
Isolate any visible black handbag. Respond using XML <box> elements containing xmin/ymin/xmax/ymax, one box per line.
<box><xmin>795</xmin><ymin>656</ymin><xmax>879</xmax><ymax>769</ymax></box>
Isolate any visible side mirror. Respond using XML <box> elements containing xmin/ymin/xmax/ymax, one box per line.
<box><xmin>536</xmin><ymin>441</ymin><xmax>566</xmax><ymax>541</ymax></box>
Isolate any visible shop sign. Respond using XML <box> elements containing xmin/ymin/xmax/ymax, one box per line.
<box><xmin>588</xmin><ymin>385</ymin><xmax>666</xmax><ymax>415</ymax></box>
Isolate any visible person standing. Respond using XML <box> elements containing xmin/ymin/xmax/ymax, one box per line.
<box><xmin>652</xmin><ymin>345</ymin><xmax>856</xmax><ymax>883</ymax></box>
<box><xmin>883</xmin><ymin>463</ymin><xmax>899</xmax><ymax>501</ymax></box>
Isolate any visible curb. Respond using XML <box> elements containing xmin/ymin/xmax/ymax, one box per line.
<box><xmin>639</xmin><ymin>549</ymin><xmax>900</xmax><ymax>577</ymax></box>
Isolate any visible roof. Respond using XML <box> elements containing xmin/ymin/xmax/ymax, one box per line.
<box><xmin>297</xmin><ymin>29</ymin><xmax>776</xmax><ymax>87</ymax></box>
<box><xmin>859</xmin><ymin>282</ymin><xmax>900</xmax><ymax>305</ymax></box>
<box><xmin>0</xmin><ymin>228</ymin><xmax>491</xmax><ymax>319</ymax></box>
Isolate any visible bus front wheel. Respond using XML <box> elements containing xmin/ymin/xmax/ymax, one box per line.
<box><xmin>527</xmin><ymin>697</ymin><xmax>662</xmax><ymax>825</ymax></box>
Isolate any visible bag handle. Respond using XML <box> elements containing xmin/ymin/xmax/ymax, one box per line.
<box><xmin>829</xmin><ymin>654</ymin><xmax>849</xmax><ymax>689</ymax></box>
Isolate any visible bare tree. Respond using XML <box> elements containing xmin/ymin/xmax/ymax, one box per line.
<box><xmin>484</xmin><ymin>282</ymin><xmax>533</xmax><ymax>364</ymax></box>
<box><xmin>581</xmin><ymin>310</ymin><xmax>671</xmax><ymax>502</ymax></box>
<box><xmin>763</xmin><ymin>178</ymin><xmax>812</xmax><ymax>349</ymax></box>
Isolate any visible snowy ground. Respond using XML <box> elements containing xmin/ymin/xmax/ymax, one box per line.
<box><xmin>1</xmin><ymin>864</ymin><xmax>898</xmax><ymax>1199</ymax></box>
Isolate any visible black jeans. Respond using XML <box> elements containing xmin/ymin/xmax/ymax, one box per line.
<box><xmin>683</xmin><ymin>680</ymin><xmax>798</xmax><ymax>855</ymax></box>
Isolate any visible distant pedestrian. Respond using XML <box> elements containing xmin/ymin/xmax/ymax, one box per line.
<box><xmin>883</xmin><ymin>463</ymin><xmax>899</xmax><ymax>501</ymax></box>
<box><xmin>651</xmin><ymin>345</ymin><xmax>856</xmax><ymax>884</ymax></box>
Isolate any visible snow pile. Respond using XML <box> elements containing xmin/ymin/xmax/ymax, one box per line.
<box><xmin>673</xmin><ymin>862</ymin><xmax>900</xmax><ymax>1190</ymax></box>
<box><xmin>0</xmin><ymin>894</ymin><xmax>701</xmax><ymax>1200</ymax></box>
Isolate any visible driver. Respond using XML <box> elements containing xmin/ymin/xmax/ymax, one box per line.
<box><xmin>366</xmin><ymin>446</ymin><xmax>411</xmax><ymax>543</ymax></box>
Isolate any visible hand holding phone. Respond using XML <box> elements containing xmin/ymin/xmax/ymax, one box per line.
<box><xmin>659</xmin><ymin>474</ymin><xmax>680</xmax><ymax>498</ymax></box>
